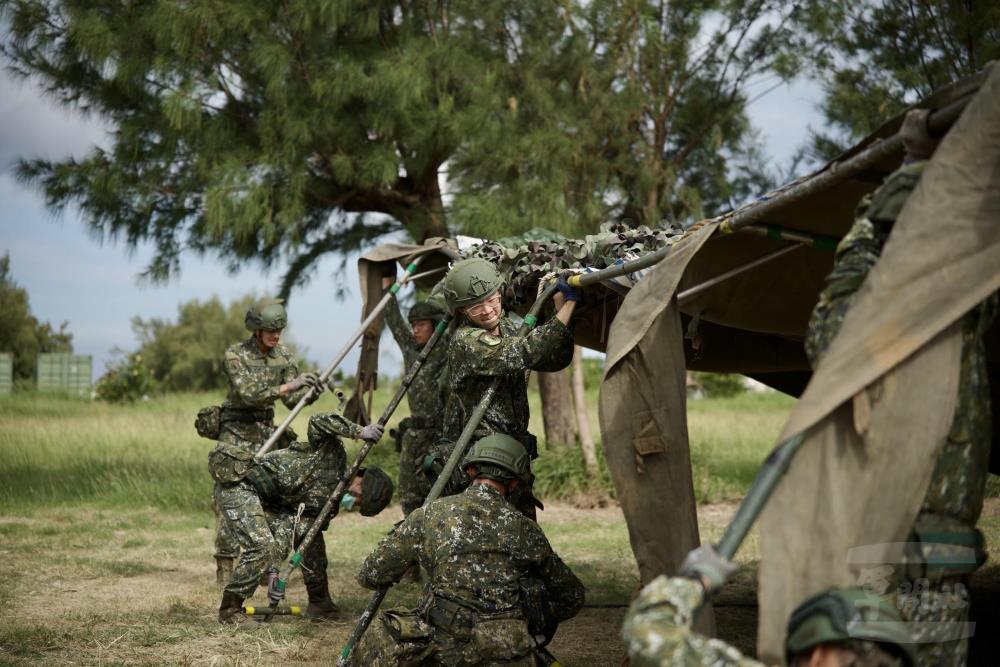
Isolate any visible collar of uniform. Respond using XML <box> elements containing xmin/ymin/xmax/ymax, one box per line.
<box><xmin>468</xmin><ymin>481</ymin><xmax>506</xmax><ymax>501</ymax></box>
<box><xmin>245</xmin><ymin>335</ymin><xmax>279</xmax><ymax>358</ymax></box>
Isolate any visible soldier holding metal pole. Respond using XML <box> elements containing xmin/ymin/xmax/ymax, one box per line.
<box><xmin>380</xmin><ymin>273</ymin><xmax>452</xmax><ymax>518</ymax></box>
<box><xmin>350</xmin><ymin>434</ymin><xmax>585</xmax><ymax>665</ymax></box>
<box><xmin>207</xmin><ymin>298</ymin><xmax>321</xmax><ymax>586</ymax></box>
<box><xmin>436</xmin><ymin>258</ymin><xmax>579</xmax><ymax>517</ymax></box>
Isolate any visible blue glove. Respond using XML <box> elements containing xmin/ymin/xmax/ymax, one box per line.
<box><xmin>556</xmin><ymin>276</ymin><xmax>582</xmax><ymax>302</ymax></box>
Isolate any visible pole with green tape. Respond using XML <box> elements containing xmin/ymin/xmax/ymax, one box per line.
<box><xmin>255</xmin><ymin>255</ymin><xmax>444</xmax><ymax>459</ymax></box>
<box><xmin>261</xmin><ymin>313</ymin><xmax>456</xmax><ymax>617</ymax></box>
<box><xmin>337</xmin><ymin>281</ymin><xmax>561</xmax><ymax>666</ymax></box>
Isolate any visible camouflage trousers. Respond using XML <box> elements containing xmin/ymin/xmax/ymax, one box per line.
<box><xmin>213</xmin><ymin>482</ymin><xmax>241</xmax><ymax>559</ymax></box>
<box><xmin>212</xmin><ymin>421</ymin><xmax>276</xmax><ymax>560</ymax></box>
<box><xmin>350</xmin><ymin>607</ymin><xmax>535</xmax><ymax>667</ymax></box>
<box><xmin>895</xmin><ymin>573</ymin><xmax>974</xmax><ymax>667</ymax></box>
<box><xmin>399</xmin><ymin>427</ymin><xmax>436</xmax><ymax>516</ymax></box>
<box><xmin>266</xmin><ymin>511</ymin><xmax>330</xmax><ymax>598</ymax></box>
<box><xmin>215</xmin><ymin>481</ymin><xmax>283</xmax><ymax>600</ymax></box>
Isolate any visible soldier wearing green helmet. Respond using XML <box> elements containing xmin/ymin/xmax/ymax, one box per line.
<box><xmin>437</xmin><ymin>258</ymin><xmax>579</xmax><ymax>517</ymax></box>
<box><xmin>623</xmin><ymin>575</ymin><xmax>915</xmax><ymax>667</ymax></box>
<box><xmin>381</xmin><ymin>273</ymin><xmax>453</xmax><ymax>517</ymax></box>
<box><xmin>209</xmin><ymin>297</ymin><xmax>323</xmax><ymax>586</ymax></box>
<box><xmin>214</xmin><ymin>411</ymin><xmax>388</xmax><ymax>626</ymax></box>
<box><xmin>352</xmin><ymin>433</ymin><xmax>585</xmax><ymax>666</ymax></box>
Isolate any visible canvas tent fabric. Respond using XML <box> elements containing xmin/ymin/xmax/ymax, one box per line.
<box><xmin>756</xmin><ymin>63</ymin><xmax>1000</xmax><ymax>662</ymax></box>
<box><xmin>595</xmin><ymin>62</ymin><xmax>995</xmax><ymax>654</ymax></box>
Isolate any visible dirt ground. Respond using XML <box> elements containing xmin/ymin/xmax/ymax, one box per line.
<box><xmin>2</xmin><ymin>499</ymin><xmax>999</xmax><ymax>665</ymax></box>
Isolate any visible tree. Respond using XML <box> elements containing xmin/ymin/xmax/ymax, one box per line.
<box><xmin>2</xmin><ymin>0</ymin><xmax>580</xmax><ymax>295</ymax></box>
<box><xmin>795</xmin><ymin>0</ymin><xmax>1000</xmax><ymax>161</ymax></box>
<box><xmin>131</xmin><ymin>295</ymin><xmax>306</xmax><ymax>392</ymax></box>
<box><xmin>450</xmin><ymin>0</ymin><xmax>801</xmax><ymax>234</ymax></box>
<box><xmin>0</xmin><ymin>253</ymin><xmax>73</xmax><ymax>381</ymax></box>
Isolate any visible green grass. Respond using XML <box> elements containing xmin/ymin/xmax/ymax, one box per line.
<box><xmin>0</xmin><ymin>388</ymin><xmax>794</xmax><ymax>511</ymax></box>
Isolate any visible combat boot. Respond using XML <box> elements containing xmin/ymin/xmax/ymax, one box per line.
<box><xmin>215</xmin><ymin>556</ymin><xmax>234</xmax><ymax>587</ymax></box>
<box><xmin>305</xmin><ymin>578</ymin><xmax>344</xmax><ymax>622</ymax></box>
<box><xmin>218</xmin><ymin>590</ymin><xmax>261</xmax><ymax>626</ymax></box>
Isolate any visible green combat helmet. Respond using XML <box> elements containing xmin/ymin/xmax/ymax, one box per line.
<box><xmin>408</xmin><ymin>299</ymin><xmax>447</xmax><ymax>324</ymax></box>
<box><xmin>462</xmin><ymin>433</ymin><xmax>530</xmax><ymax>482</ymax></box>
<box><xmin>245</xmin><ymin>298</ymin><xmax>287</xmax><ymax>331</ymax></box>
<box><xmin>442</xmin><ymin>258</ymin><xmax>502</xmax><ymax>314</ymax></box>
<box><xmin>359</xmin><ymin>467</ymin><xmax>394</xmax><ymax>516</ymax></box>
<box><xmin>785</xmin><ymin>588</ymin><xmax>916</xmax><ymax>666</ymax></box>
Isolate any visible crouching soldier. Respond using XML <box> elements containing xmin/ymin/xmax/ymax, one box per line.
<box><xmin>260</xmin><ymin>412</ymin><xmax>394</xmax><ymax>621</ymax></box>
<box><xmin>351</xmin><ymin>434</ymin><xmax>585</xmax><ymax>666</ymax></box>
<box><xmin>210</xmin><ymin>410</ymin><xmax>384</xmax><ymax>625</ymax></box>
<box><xmin>624</xmin><ymin>573</ymin><xmax>916</xmax><ymax>666</ymax></box>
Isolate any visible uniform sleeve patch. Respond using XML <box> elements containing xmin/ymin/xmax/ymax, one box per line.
<box><xmin>476</xmin><ymin>332</ymin><xmax>502</xmax><ymax>347</ymax></box>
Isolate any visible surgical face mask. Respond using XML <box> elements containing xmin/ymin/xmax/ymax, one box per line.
<box><xmin>340</xmin><ymin>493</ymin><xmax>357</xmax><ymax>512</ymax></box>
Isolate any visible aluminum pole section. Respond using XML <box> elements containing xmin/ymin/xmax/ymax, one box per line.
<box><xmin>263</xmin><ymin>314</ymin><xmax>455</xmax><ymax>611</ymax></box>
<box><xmin>255</xmin><ymin>255</ymin><xmax>433</xmax><ymax>459</ymax></box>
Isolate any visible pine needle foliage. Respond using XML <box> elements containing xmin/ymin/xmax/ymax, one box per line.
<box><xmin>3</xmin><ymin>0</ymin><xmax>803</xmax><ymax>286</ymax></box>
<box><xmin>794</xmin><ymin>0</ymin><xmax>1000</xmax><ymax>161</ymax></box>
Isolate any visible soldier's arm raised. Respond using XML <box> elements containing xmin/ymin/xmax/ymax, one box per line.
<box><xmin>381</xmin><ymin>278</ymin><xmax>415</xmax><ymax>350</ymax></box>
<box><xmin>456</xmin><ymin>318</ymin><xmax>573</xmax><ymax>376</ymax></box>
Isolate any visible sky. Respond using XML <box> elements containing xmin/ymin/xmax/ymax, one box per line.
<box><xmin>0</xmin><ymin>65</ymin><xmax>823</xmax><ymax>382</ymax></box>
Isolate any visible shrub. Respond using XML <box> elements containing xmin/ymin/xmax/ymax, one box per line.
<box><xmin>94</xmin><ymin>353</ymin><xmax>156</xmax><ymax>403</ymax></box>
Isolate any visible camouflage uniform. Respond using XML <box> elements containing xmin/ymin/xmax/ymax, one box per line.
<box><xmin>255</xmin><ymin>412</ymin><xmax>361</xmax><ymax>606</ymax></box>
<box><xmin>440</xmin><ymin>315</ymin><xmax>574</xmax><ymax>450</ymax></box>
<box><xmin>352</xmin><ymin>483</ymin><xmax>585</xmax><ymax>666</ymax></box>
<box><xmin>384</xmin><ymin>297</ymin><xmax>451</xmax><ymax>515</ymax></box>
<box><xmin>211</xmin><ymin>336</ymin><xmax>310</xmax><ymax>560</ymax></box>
<box><xmin>623</xmin><ymin>576</ymin><xmax>762</xmax><ymax>666</ymax></box>
<box><xmin>805</xmin><ymin>161</ymin><xmax>996</xmax><ymax>667</ymax></box>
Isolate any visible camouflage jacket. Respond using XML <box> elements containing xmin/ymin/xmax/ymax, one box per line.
<box><xmin>623</xmin><ymin>576</ymin><xmax>764</xmax><ymax>667</ymax></box>
<box><xmin>440</xmin><ymin>315</ymin><xmax>574</xmax><ymax>443</ymax></box>
<box><xmin>257</xmin><ymin>412</ymin><xmax>360</xmax><ymax>514</ymax></box>
<box><xmin>805</xmin><ymin>160</ymin><xmax>996</xmax><ymax>563</ymax></box>
<box><xmin>383</xmin><ymin>296</ymin><xmax>451</xmax><ymax>427</ymax></box>
<box><xmin>358</xmin><ymin>483</ymin><xmax>584</xmax><ymax>621</ymax></box>
<box><xmin>805</xmin><ymin>163</ymin><xmax>925</xmax><ymax>365</ymax></box>
<box><xmin>219</xmin><ymin>336</ymin><xmax>310</xmax><ymax>449</ymax></box>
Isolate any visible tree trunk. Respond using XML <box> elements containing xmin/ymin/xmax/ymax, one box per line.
<box><xmin>571</xmin><ymin>347</ymin><xmax>598</xmax><ymax>475</ymax></box>
<box><xmin>537</xmin><ymin>369</ymin><xmax>577</xmax><ymax>449</ymax></box>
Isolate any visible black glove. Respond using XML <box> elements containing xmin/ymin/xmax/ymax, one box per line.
<box><xmin>556</xmin><ymin>276</ymin><xmax>582</xmax><ymax>303</ymax></box>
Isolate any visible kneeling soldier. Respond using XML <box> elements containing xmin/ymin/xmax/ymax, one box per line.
<box><xmin>352</xmin><ymin>434</ymin><xmax>585</xmax><ymax>665</ymax></box>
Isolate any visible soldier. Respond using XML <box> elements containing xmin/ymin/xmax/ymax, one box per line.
<box><xmin>211</xmin><ymin>298</ymin><xmax>321</xmax><ymax>585</ymax></box>
<box><xmin>805</xmin><ymin>110</ymin><xmax>995</xmax><ymax>666</ymax></box>
<box><xmin>623</xmin><ymin>571</ymin><xmax>916</xmax><ymax>666</ymax></box>
<box><xmin>211</xmin><ymin>409</ymin><xmax>384</xmax><ymax>626</ymax></box>
<box><xmin>258</xmin><ymin>412</ymin><xmax>393</xmax><ymax>622</ymax></box>
<box><xmin>351</xmin><ymin>434</ymin><xmax>585</xmax><ymax>665</ymax></box>
<box><xmin>380</xmin><ymin>275</ymin><xmax>452</xmax><ymax>516</ymax></box>
<box><xmin>437</xmin><ymin>258</ymin><xmax>578</xmax><ymax>516</ymax></box>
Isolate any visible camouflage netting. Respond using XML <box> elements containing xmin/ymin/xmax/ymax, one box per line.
<box><xmin>466</xmin><ymin>222</ymin><xmax>685</xmax><ymax>309</ymax></box>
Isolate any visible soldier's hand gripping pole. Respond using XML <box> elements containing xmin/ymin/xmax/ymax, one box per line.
<box><xmin>255</xmin><ymin>255</ymin><xmax>442</xmax><ymax>459</ymax></box>
<box><xmin>263</xmin><ymin>313</ymin><xmax>456</xmax><ymax>614</ymax></box>
<box><xmin>678</xmin><ymin>433</ymin><xmax>808</xmax><ymax>592</ymax></box>
<box><xmin>339</xmin><ymin>282</ymin><xmax>562</xmax><ymax>666</ymax></box>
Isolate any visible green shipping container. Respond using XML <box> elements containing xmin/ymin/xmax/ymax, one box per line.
<box><xmin>0</xmin><ymin>353</ymin><xmax>12</xmax><ymax>395</ymax></box>
<box><xmin>36</xmin><ymin>353</ymin><xmax>92</xmax><ymax>396</ymax></box>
